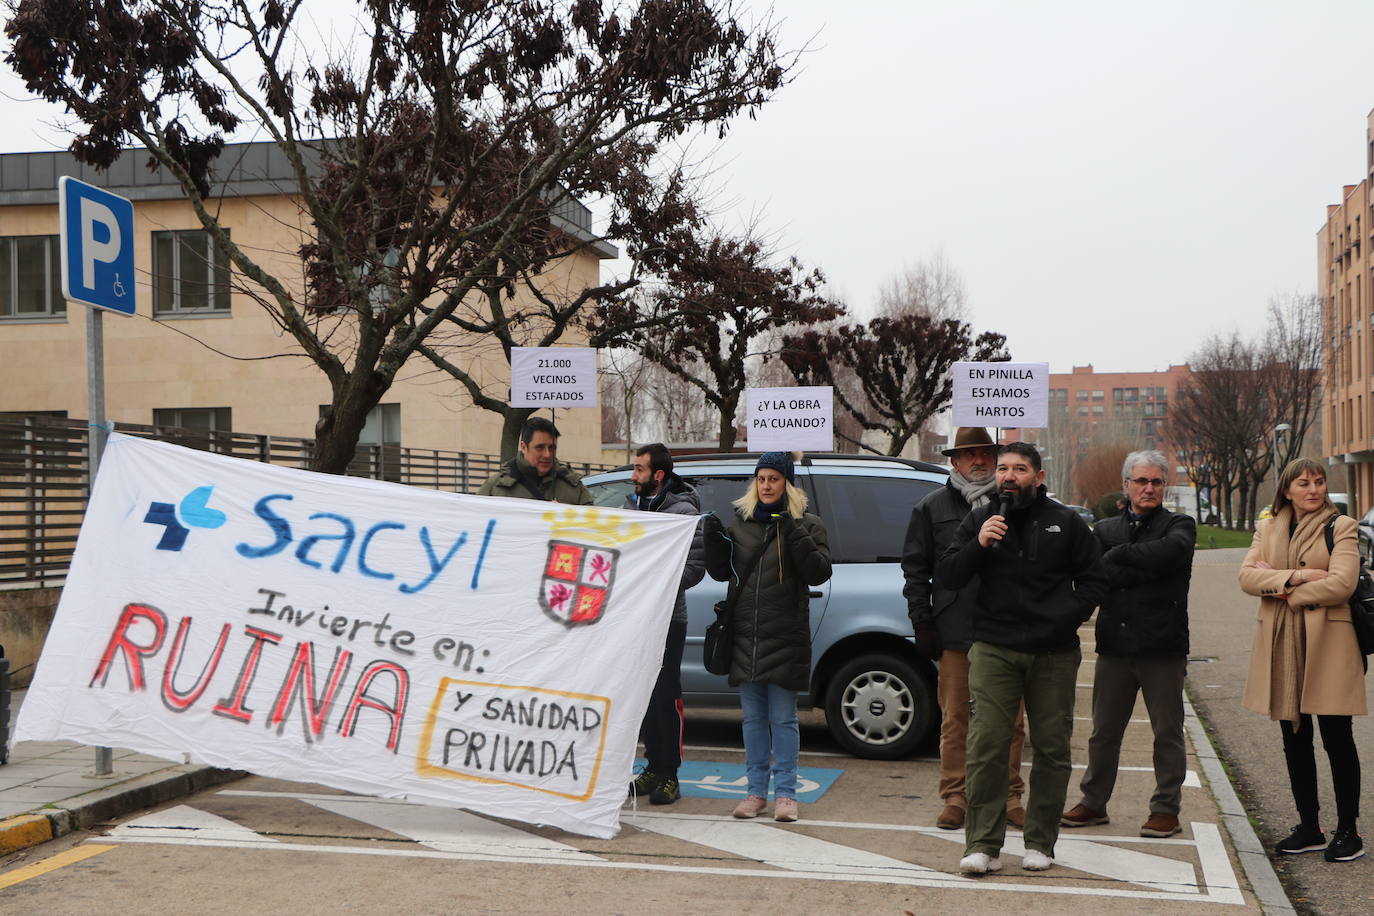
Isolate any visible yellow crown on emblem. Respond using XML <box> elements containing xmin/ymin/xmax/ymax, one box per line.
<box><xmin>543</xmin><ymin>507</ymin><xmax>647</xmax><ymax>547</ymax></box>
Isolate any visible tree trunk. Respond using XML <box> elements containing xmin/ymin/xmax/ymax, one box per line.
<box><xmin>498</xmin><ymin>407</ymin><xmax>536</xmax><ymax>462</ymax></box>
<box><xmin>718</xmin><ymin>407</ymin><xmax>737</xmax><ymax>451</ymax></box>
<box><xmin>716</xmin><ymin>390</ymin><xmax>741</xmax><ymax>451</ymax></box>
<box><xmin>311</xmin><ymin>385</ymin><xmax>383</xmax><ymax>475</ymax></box>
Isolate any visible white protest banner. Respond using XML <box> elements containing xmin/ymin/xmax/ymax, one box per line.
<box><xmin>951</xmin><ymin>362</ymin><xmax>1050</xmax><ymax>428</ymax></box>
<box><xmin>16</xmin><ymin>434</ymin><xmax>694</xmax><ymax>839</ymax></box>
<box><xmin>746</xmin><ymin>386</ymin><xmax>833</xmax><ymax>452</ymax></box>
<box><xmin>510</xmin><ymin>347</ymin><xmax>598</xmax><ymax>407</ymax></box>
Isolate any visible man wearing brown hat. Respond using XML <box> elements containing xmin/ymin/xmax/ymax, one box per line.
<box><xmin>902</xmin><ymin>427</ymin><xmax>1026</xmax><ymax>830</ymax></box>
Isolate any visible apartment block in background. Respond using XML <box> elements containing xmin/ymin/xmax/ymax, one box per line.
<box><xmin>1319</xmin><ymin>108</ymin><xmax>1374</xmax><ymax>515</ymax></box>
<box><xmin>998</xmin><ymin>363</ymin><xmax>1192</xmax><ymax>504</ymax></box>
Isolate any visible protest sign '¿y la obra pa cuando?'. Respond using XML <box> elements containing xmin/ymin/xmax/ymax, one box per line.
<box><xmin>15</xmin><ymin>434</ymin><xmax>695</xmax><ymax>839</ymax></box>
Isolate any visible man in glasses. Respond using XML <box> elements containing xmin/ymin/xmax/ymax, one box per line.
<box><xmin>1062</xmin><ymin>449</ymin><xmax>1195</xmax><ymax>839</ymax></box>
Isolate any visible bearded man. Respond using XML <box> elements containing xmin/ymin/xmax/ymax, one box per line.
<box><xmin>937</xmin><ymin>442</ymin><xmax>1107</xmax><ymax>876</ymax></box>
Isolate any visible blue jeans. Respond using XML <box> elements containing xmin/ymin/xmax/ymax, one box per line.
<box><xmin>738</xmin><ymin>682</ymin><xmax>799</xmax><ymax>799</ymax></box>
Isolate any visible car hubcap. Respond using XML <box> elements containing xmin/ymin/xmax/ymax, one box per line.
<box><xmin>840</xmin><ymin>670</ymin><xmax>913</xmax><ymax>746</ymax></box>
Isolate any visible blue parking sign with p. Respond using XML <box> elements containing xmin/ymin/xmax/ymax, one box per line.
<box><xmin>59</xmin><ymin>176</ymin><xmax>135</xmax><ymax>316</ymax></box>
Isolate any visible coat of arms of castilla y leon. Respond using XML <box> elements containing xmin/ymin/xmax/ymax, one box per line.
<box><xmin>538</xmin><ymin>508</ymin><xmax>646</xmax><ymax>627</ymax></box>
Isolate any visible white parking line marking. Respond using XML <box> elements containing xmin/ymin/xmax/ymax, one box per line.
<box><xmin>107</xmin><ymin>804</ymin><xmax>281</xmax><ymax>845</ymax></box>
<box><xmin>634</xmin><ymin>815</ymin><xmax>961</xmax><ymax>880</ymax></box>
<box><xmin>922</xmin><ymin>829</ymin><xmax>1197</xmax><ymax>894</ymax></box>
<box><xmin>94</xmin><ymin>832</ymin><xmax>1238</xmax><ymax>901</ymax></box>
<box><xmin>98</xmin><ymin>800</ymin><xmax>1245</xmax><ymax>904</ymax></box>
<box><xmin>302</xmin><ymin>796</ymin><xmax>602</xmax><ymax>863</ymax></box>
<box><xmin>1073</xmin><ymin>716</ymin><xmax>1150</xmax><ymax>724</ymax></box>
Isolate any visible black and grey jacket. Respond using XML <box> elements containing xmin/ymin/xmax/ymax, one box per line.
<box><xmin>902</xmin><ymin>479</ymin><xmax>979</xmax><ymax>650</ymax></box>
<box><xmin>623</xmin><ymin>474</ymin><xmax>706</xmax><ymax>624</ymax></box>
<box><xmin>1091</xmin><ymin>507</ymin><xmax>1195</xmax><ymax>657</ymax></box>
<box><xmin>937</xmin><ymin>486</ymin><xmax>1107</xmax><ymax>652</ymax></box>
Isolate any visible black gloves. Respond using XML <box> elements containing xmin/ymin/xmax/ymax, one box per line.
<box><xmin>913</xmin><ymin>621</ymin><xmax>943</xmax><ymax>660</ymax></box>
<box><xmin>702</xmin><ymin>512</ymin><xmax>725</xmax><ymax>544</ymax></box>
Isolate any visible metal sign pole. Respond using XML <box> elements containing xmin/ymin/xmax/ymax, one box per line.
<box><xmin>85</xmin><ymin>306</ymin><xmax>113</xmax><ymax>776</ymax></box>
<box><xmin>61</xmin><ymin>176</ymin><xmax>136</xmax><ymax>777</ymax></box>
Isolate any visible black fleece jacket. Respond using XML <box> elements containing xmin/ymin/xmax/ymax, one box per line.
<box><xmin>937</xmin><ymin>487</ymin><xmax>1107</xmax><ymax>652</ymax></box>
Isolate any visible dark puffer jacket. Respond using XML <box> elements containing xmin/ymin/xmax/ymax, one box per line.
<box><xmin>1092</xmin><ymin>507</ymin><xmax>1195</xmax><ymax>657</ymax></box>
<box><xmin>705</xmin><ymin>511</ymin><xmax>832</xmax><ymax>692</ymax></box>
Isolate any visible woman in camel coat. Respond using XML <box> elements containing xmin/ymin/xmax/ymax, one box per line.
<box><xmin>1239</xmin><ymin>457</ymin><xmax>1364</xmax><ymax>862</ymax></box>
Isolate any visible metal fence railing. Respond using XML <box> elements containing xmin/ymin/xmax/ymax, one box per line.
<box><xmin>0</xmin><ymin>414</ymin><xmax>613</xmax><ymax>586</ymax></box>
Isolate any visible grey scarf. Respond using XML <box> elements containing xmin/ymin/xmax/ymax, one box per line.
<box><xmin>950</xmin><ymin>470</ymin><xmax>998</xmax><ymax>508</ymax></box>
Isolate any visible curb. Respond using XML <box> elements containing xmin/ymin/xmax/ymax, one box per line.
<box><xmin>1185</xmin><ymin>691</ymin><xmax>1296</xmax><ymax>915</ymax></box>
<box><xmin>0</xmin><ymin>764</ymin><xmax>244</xmax><ymax>855</ymax></box>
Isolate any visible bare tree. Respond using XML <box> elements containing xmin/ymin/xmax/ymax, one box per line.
<box><xmin>780</xmin><ymin>313</ymin><xmax>1008</xmax><ymax>457</ymax></box>
<box><xmin>596</xmin><ymin>232</ymin><xmax>843</xmax><ymax>450</ymax></box>
<box><xmin>1263</xmin><ymin>292</ymin><xmax>1324</xmax><ymax>469</ymax></box>
<box><xmin>7</xmin><ymin>0</ymin><xmax>794</xmax><ymax>471</ymax></box>
<box><xmin>1172</xmin><ymin>334</ymin><xmax>1271</xmax><ymax>529</ymax></box>
<box><xmin>875</xmin><ymin>251</ymin><xmax>969</xmax><ymax>322</ymax></box>
<box><xmin>1169</xmin><ymin>295</ymin><xmax>1323</xmax><ymax>529</ymax></box>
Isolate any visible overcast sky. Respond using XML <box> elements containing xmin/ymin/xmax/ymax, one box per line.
<box><xmin>3</xmin><ymin>1</ymin><xmax>1372</xmax><ymax>374</ymax></box>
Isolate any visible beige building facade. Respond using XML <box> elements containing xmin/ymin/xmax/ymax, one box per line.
<box><xmin>1319</xmin><ymin>109</ymin><xmax>1374</xmax><ymax>515</ymax></box>
<box><xmin>0</xmin><ymin>143</ymin><xmax>613</xmax><ymax>464</ymax></box>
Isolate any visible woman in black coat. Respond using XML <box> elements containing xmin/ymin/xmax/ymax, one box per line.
<box><xmin>704</xmin><ymin>452</ymin><xmax>831</xmax><ymax>823</ymax></box>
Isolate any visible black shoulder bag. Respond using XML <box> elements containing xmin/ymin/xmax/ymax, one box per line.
<box><xmin>703</xmin><ymin>530</ymin><xmax>771</xmax><ymax>676</ymax></box>
<box><xmin>1323</xmin><ymin>514</ymin><xmax>1374</xmax><ymax>658</ymax></box>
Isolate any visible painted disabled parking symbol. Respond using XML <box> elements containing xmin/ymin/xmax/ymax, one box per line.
<box><xmin>633</xmin><ymin>759</ymin><xmax>842</xmax><ymax>803</ymax></box>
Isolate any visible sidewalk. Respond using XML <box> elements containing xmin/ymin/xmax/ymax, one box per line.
<box><xmin>0</xmin><ymin>688</ymin><xmax>241</xmax><ymax>853</ymax></box>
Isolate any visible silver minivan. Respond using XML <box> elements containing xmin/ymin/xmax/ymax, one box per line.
<box><xmin>583</xmin><ymin>452</ymin><xmax>948</xmax><ymax>759</ymax></box>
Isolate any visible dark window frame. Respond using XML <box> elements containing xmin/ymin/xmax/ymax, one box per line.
<box><xmin>152</xmin><ymin>229</ymin><xmax>231</xmax><ymax>316</ymax></box>
<box><xmin>0</xmin><ymin>235</ymin><xmax>65</xmax><ymax>319</ymax></box>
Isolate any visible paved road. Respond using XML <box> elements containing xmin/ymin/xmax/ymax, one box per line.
<box><xmin>1187</xmin><ymin>547</ymin><xmax>1374</xmax><ymax>916</ymax></box>
<box><xmin>1</xmin><ymin>632</ymin><xmax>1263</xmax><ymax>914</ymax></box>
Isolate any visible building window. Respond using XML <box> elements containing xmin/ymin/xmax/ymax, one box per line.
<box><xmin>153</xmin><ymin>230</ymin><xmax>231</xmax><ymax>315</ymax></box>
<box><xmin>360</xmin><ymin>403</ymin><xmax>401</xmax><ymax>446</ymax></box>
<box><xmin>152</xmin><ymin>407</ymin><xmax>232</xmax><ymax>431</ymax></box>
<box><xmin>0</xmin><ymin>235</ymin><xmax>64</xmax><ymax>319</ymax></box>
<box><xmin>1092</xmin><ymin>389</ymin><xmax>1104</xmax><ymax>401</ymax></box>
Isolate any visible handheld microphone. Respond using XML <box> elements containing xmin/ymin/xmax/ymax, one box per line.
<box><xmin>991</xmin><ymin>492</ymin><xmax>1011</xmax><ymax>549</ymax></box>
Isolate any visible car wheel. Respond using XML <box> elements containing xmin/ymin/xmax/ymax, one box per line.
<box><xmin>824</xmin><ymin>652</ymin><xmax>935</xmax><ymax>760</ymax></box>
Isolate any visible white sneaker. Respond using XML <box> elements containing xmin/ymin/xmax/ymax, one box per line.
<box><xmin>1021</xmin><ymin>849</ymin><xmax>1053</xmax><ymax>871</ymax></box>
<box><xmin>958</xmin><ymin>852</ymin><xmax>1003</xmax><ymax>875</ymax></box>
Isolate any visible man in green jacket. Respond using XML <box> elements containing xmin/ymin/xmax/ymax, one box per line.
<box><xmin>477</xmin><ymin>417</ymin><xmax>594</xmax><ymax>504</ymax></box>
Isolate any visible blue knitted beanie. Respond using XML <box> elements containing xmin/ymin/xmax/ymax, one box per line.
<box><xmin>754</xmin><ymin>451</ymin><xmax>795</xmax><ymax>483</ymax></box>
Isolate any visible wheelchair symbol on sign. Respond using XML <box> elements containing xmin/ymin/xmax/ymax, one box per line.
<box><xmin>113</xmin><ymin>274</ymin><xmax>127</xmax><ymax>298</ymax></box>
<box><xmin>688</xmin><ymin>775</ymin><xmax>822</xmax><ymax>796</ymax></box>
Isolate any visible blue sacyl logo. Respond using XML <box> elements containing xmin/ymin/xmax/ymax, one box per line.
<box><xmin>144</xmin><ymin>485</ymin><xmax>227</xmax><ymax>551</ymax></box>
